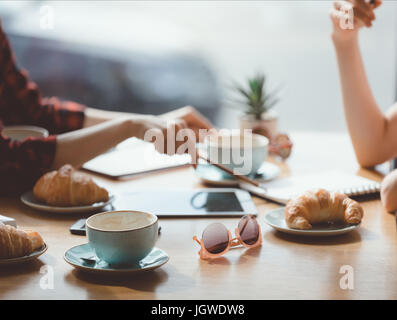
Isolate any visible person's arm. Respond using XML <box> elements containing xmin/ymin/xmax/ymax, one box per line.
<box><xmin>331</xmin><ymin>0</ymin><xmax>394</xmax><ymax>168</ymax></box>
<box><xmin>84</xmin><ymin>105</ymin><xmax>214</xmax><ymax>140</ymax></box>
<box><xmin>83</xmin><ymin>107</ymin><xmax>141</xmax><ymax>127</ymax></box>
<box><xmin>0</xmin><ymin>114</ymin><xmax>188</xmax><ymax>195</ymax></box>
<box><xmin>53</xmin><ymin>114</ymin><xmax>189</xmax><ymax>169</ymax></box>
<box><xmin>331</xmin><ymin>0</ymin><xmax>397</xmax><ymax>212</ymax></box>
<box><xmin>53</xmin><ymin>117</ymin><xmax>132</xmax><ymax>169</ymax></box>
<box><xmin>333</xmin><ymin>35</ymin><xmax>397</xmax><ymax>167</ymax></box>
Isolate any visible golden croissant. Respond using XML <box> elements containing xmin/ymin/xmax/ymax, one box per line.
<box><xmin>0</xmin><ymin>222</ymin><xmax>44</xmax><ymax>259</ymax></box>
<box><xmin>33</xmin><ymin>164</ymin><xmax>109</xmax><ymax>206</ymax></box>
<box><xmin>285</xmin><ymin>189</ymin><xmax>363</xmax><ymax>230</ymax></box>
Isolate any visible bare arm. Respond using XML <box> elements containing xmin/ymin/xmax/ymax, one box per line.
<box><xmin>83</xmin><ymin>107</ymin><xmax>141</xmax><ymax>127</ymax></box>
<box><xmin>83</xmin><ymin>106</ymin><xmax>214</xmax><ymax>134</ymax></box>
<box><xmin>52</xmin><ymin>114</ymin><xmax>184</xmax><ymax>169</ymax></box>
<box><xmin>333</xmin><ymin>35</ymin><xmax>397</xmax><ymax>167</ymax></box>
<box><xmin>52</xmin><ymin>117</ymin><xmax>132</xmax><ymax>169</ymax></box>
<box><xmin>331</xmin><ymin>0</ymin><xmax>396</xmax><ymax>167</ymax></box>
<box><xmin>52</xmin><ymin>105</ymin><xmax>213</xmax><ymax>170</ymax></box>
<box><xmin>332</xmin><ymin>0</ymin><xmax>397</xmax><ymax>211</ymax></box>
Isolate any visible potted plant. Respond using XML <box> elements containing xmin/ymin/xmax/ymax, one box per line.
<box><xmin>232</xmin><ymin>73</ymin><xmax>279</xmax><ymax>139</ymax></box>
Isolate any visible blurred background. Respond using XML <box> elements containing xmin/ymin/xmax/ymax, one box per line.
<box><xmin>0</xmin><ymin>0</ymin><xmax>396</xmax><ymax>131</ymax></box>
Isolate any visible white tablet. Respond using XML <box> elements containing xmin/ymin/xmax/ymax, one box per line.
<box><xmin>111</xmin><ymin>188</ymin><xmax>257</xmax><ymax>217</ymax></box>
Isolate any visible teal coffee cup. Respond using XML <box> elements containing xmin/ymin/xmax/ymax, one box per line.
<box><xmin>86</xmin><ymin>210</ymin><xmax>158</xmax><ymax>266</ymax></box>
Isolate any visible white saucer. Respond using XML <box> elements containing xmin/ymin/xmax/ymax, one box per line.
<box><xmin>21</xmin><ymin>191</ymin><xmax>115</xmax><ymax>214</ymax></box>
<box><xmin>264</xmin><ymin>207</ymin><xmax>361</xmax><ymax>237</ymax></box>
<box><xmin>0</xmin><ymin>243</ymin><xmax>48</xmax><ymax>266</ymax></box>
<box><xmin>196</xmin><ymin>161</ymin><xmax>280</xmax><ymax>187</ymax></box>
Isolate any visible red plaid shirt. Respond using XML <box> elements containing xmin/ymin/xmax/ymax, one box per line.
<box><xmin>0</xmin><ymin>23</ymin><xmax>85</xmax><ymax>195</ymax></box>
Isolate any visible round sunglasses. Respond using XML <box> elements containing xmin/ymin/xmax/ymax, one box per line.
<box><xmin>193</xmin><ymin>215</ymin><xmax>262</xmax><ymax>260</ymax></box>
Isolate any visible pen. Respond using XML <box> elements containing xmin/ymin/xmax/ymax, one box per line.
<box><xmin>197</xmin><ymin>154</ymin><xmax>261</xmax><ymax>187</ymax></box>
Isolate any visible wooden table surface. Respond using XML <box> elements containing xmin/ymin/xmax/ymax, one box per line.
<box><xmin>1</xmin><ymin>131</ymin><xmax>396</xmax><ymax>300</ymax></box>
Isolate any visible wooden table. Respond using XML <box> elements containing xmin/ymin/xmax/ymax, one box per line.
<box><xmin>1</xmin><ymin>132</ymin><xmax>396</xmax><ymax>300</ymax></box>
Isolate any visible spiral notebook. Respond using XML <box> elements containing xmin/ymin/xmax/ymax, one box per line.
<box><xmin>239</xmin><ymin>171</ymin><xmax>381</xmax><ymax>204</ymax></box>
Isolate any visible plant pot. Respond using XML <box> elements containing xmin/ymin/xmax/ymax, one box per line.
<box><xmin>239</xmin><ymin>111</ymin><xmax>278</xmax><ymax>139</ymax></box>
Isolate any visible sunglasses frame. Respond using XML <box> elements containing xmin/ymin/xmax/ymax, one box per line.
<box><xmin>193</xmin><ymin>215</ymin><xmax>262</xmax><ymax>260</ymax></box>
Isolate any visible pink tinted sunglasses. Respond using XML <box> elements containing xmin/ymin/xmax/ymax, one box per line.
<box><xmin>193</xmin><ymin>215</ymin><xmax>262</xmax><ymax>260</ymax></box>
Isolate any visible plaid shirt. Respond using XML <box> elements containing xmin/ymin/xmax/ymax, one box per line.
<box><xmin>0</xmin><ymin>22</ymin><xmax>85</xmax><ymax>195</ymax></box>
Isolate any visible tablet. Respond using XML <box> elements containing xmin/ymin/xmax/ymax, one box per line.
<box><xmin>82</xmin><ymin>138</ymin><xmax>191</xmax><ymax>178</ymax></box>
<box><xmin>111</xmin><ymin>189</ymin><xmax>257</xmax><ymax>217</ymax></box>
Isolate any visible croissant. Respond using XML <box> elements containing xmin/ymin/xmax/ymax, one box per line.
<box><xmin>285</xmin><ymin>189</ymin><xmax>363</xmax><ymax>230</ymax></box>
<box><xmin>0</xmin><ymin>222</ymin><xmax>44</xmax><ymax>259</ymax></box>
<box><xmin>33</xmin><ymin>164</ymin><xmax>109</xmax><ymax>206</ymax></box>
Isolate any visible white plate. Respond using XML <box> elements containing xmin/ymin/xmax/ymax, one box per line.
<box><xmin>0</xmin><ymin>243</ymin><xmax>48</xmax><ymax>265</ymax></box>
<box><xmin>264</xmin><ymin>207</ymin><xmax>361</xmax><ymax>237</ymax></box>
<box><xmin>21</xmin><ymin>191</ymin><xmax>115</xmax><ymax>214</ymax></box>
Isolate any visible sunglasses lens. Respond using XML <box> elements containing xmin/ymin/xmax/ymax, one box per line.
<box><xmin>202</xmin><ymin>223</ymin><xmax>229</xmax><ymax>254</ymax></box>
<box><xmin>238</xmin><ymin>215</ymin><xmax>259</xmax><ymax>245</ymax></box>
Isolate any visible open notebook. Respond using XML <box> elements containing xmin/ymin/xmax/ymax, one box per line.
<box><xmin>239</xmin><ymin>171</ymin><xmax>381</xmax><ymax>204</ymax></box>
<box><xmin>82</xmin><ymin>138</ymin><xmax>191</xmax><ymax>178</ymax></box>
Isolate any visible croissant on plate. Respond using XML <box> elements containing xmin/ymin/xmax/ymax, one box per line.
<box><xmin>285</xmin><ymin>189</ymin><xmax>363</xmax><ymax>230</ymax></box>
<box><xmin>0</xmin><ymin>222</ymin><xmax>44</xmax><ymax>259</ymax></box>
<box><xmin>33</xmin><ymin>164</ymin><xmax>109</xmax><ymax>206</ymax></box>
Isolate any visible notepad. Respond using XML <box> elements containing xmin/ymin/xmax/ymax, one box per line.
<box><xmin>82</xmin><ymin>138</ymin><xmax>191</xmax><ymax>178</ymax></box>
<box><xmin>239</xmin><ymin>171</ymin><xmax>381</xmax><ymax>204</ymax></box>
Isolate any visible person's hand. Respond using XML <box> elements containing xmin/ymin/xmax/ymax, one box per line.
<box><xmin>161</xmin><ymin>106</ymin><xmax>215</xmax><ymax>142</ymax></box>
<box><xmin>129</xmin><ymin>114</ymin><xmax>194</xmax><ymax>156</ymax></box>
<box><xmin>131</xmin><ymin>115</ymin><xmax>189</xmax><ymax>155</ymax></box>
<box><xmin>330</xmin><ymin>0</ymin><xmax>382</xmax><ymax>44</ymax></box>
<box><xmin>381</xmin><ymin>169</ymin><xmax>397</xmax><ymax>212</ymax></box>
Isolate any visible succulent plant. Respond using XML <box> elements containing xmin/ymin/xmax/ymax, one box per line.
<box><xmin>233</xmin><ymin>73</ymin><xmax>279</xmax><ymax>120</ymax></box>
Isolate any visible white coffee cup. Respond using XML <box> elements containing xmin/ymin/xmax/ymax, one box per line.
<box><xmin>2</xmin><ymin>125</ymin><xmax>49</xmax><ymax>141</ymax></box>
<box><xmin>204</xmin><ymin>131</ymin><xmax>268</xmax><ymax>176</ymax></box>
